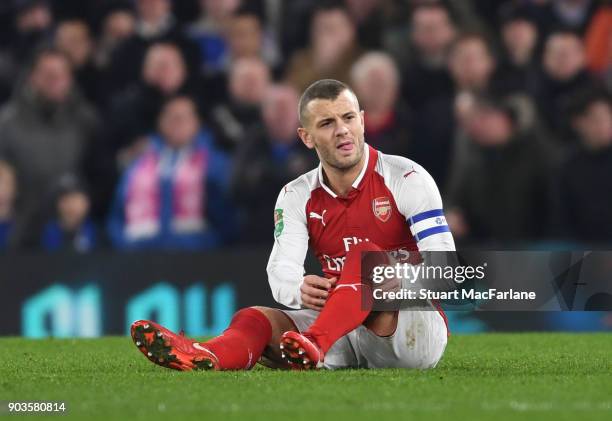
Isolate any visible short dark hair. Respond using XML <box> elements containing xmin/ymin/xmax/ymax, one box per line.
<box><xmin>159</xmin><ymin>93</ymin><xmax>202</xmax><ymax>121</ymax></box>
<box><xmin>298</xmin><ymin>79</ymin><xmax>355</xmax><ymax>126</ymax></box>
<box><xmin>411</xmin><ymin>2</ymin><xmax>456</xmax><ymax>25</ymax></box>
<box><xmin>27</xmin><ymin>46</ymin><xmax>70</xmax><ymax>75</ymax></box>
<box><xmin>449</xmin><ymin>31</ymin><xmax>493</xmax><ymax>57</ymax></box>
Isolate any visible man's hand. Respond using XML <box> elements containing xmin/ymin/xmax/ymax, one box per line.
<box><xmin>300</xmin><ymin>275</ymin><xmax>337</xmax><ymax>311</ymax></box>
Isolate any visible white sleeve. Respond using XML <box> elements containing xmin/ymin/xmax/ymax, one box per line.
<box><xmin>266</xmin><ymin>183</ymin><xmax>310</xmax><ymax>309</ymax></box>
<box><xmin>394</xmin><ymin>164</ymin><xmax>456</xmax><ymax>252</ymax></box>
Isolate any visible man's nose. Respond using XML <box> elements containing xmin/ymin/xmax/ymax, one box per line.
<box><xmin>335</xmin><ymin>120</ymin><xmax>350</xmax><ymax>137</ymax></box>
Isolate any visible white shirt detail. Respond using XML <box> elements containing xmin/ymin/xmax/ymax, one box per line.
<box><xmin>309</xmin><ymin>210</ymin><xmax>327</xmax><ymax>226</ymax></box>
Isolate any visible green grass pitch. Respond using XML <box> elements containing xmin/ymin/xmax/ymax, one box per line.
<box><xmin>1</xmin><ymin>333</ymin><xmax>611</xmax><ymax>420</ymax></box>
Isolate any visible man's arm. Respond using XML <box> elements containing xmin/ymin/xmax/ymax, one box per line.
<box><xmin>266</xmin><ymin>183</ymin><xmax>310</xmax><ymax>309</ymax></box>
<box><xmin>395</xmin><ymin>162</ymin><xmax>456</xmax><ymax>251</ymax></box>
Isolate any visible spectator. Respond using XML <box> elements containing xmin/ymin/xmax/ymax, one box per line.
<box><xmin>10</xmin><ymin>0</ymin><xmax>53</xmax><ymax>62</ymax></box>
<box><xmin>232</xmin><ymin>84</ymin><xmax>316</xmax><ymax>243</ymax></box>
<box><xmin>0</xmin><ymin>0</ymin><xmax>54</xmax><ymax>102</ymax></box>
<box><xmin>94</xmin><ymin>8</ymin><xmax>136</xmax><ymax>69</ymax></box>
<box><xmin>41</xmin><ymin>174</ymin><xmax>98</xmax><ymax>252</ymax></box>
<box><xmin>397</xmin><ymin>4</ymin><xmax>459</xmax><ymax>187</ymax></box>
<box><xmin>208</xmin><ymin>56</ymin><xmax>271</xmax><ymax>149</ymax></box>
<box><xmin>0</xmin><ymin>48</ymin><xmax>99</xmax><ymax>247</ymax></box>
<box><xmin>537</xmin><ymin>30</ymin><xmax>597</xmax><ymax>141</ymax></box>
<box><xmin>0</xmin><ymin>161</ymin><xmax>16</xmax><ymax>250</ymax></box>
<box><xmin>344</xmin><ymin>0</ymin><xmax>389</xmax><ymax>50</ymax></box>
<box><xmin>108</xmin><ymin>42</ymin><xmax>197</xmax><ymax>166</ymax></box>
<box><xmin>54</xmin><ymin>19</ymin><xmax>102</xmax><ymax>106</ymax></box>
<box><xmin>285</xmin><ymin>3</ymin><xmax>362</xmax><ymax>93</ymax></box>
<box><xmin>107</xmin><ymin>95</ymin><xmax>233</xmax><ymax>250</ymax></box>
<box><xmin>106</xmin><ymin>0</ymin><xmax>200</xmax><ymax>95</ymax></box>
<box><xmin>186</xmin><ymin>0</ymin><xmax>241</xmax><ymax>74</ymax></box>
<box><xmin>401</xmin><ymin>3</ymin><xmax>456</xmax><ymax>108</ymax></box>
<box><xmin>446</xmin><ymin>95</ymin><xmax>556</xmax><ymax>244</ymax></box>
<box><xmin>448</xmin><ymin>33</ymin><xmax>497</xmax><ymax>95</ymax></box>
<box><xmin>351</xmin><ymin>51</ymin><xmax>412</xmax><ymax>157</ymax></box>
<box><xmin>200</xmin><ymin>6</ymin><xmax>280</xmax><ymax>106</ymax></box>
<box><xmin>226</xmin><ymin>7</ymin><xmax>278</xmax><ymax>66</ymax></box>
<box><xmin>407</xmin><ymin>32</ymin><xmax>498</xmax><ymax>187</ymax></box>
<box><xmin>495</xmin><ymin>8</ymin><xmax>540</xmax><ymax>95</ymax></box>
<box><xmin>555</xmin><ymin>89</ymin><xmax>612</xmax><ymax>242</ymax></box>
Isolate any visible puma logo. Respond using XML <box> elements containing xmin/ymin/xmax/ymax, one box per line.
<box><xmin>192</xmin><ymin>343</ymin><xmax>210</xmax><ymax>351</ymax></box>
<box><xmin>403</xmin><ymin>169</ymin><xmax>417</xmax><ymax>177</ymax></box>
<box><xmin>309</xmin><ymin>210</ymin><xmax>327</xmax><ymax>226</ymax></box>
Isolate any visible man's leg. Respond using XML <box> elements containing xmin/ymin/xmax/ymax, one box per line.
<box><xmin>280</xmin><ymin>242</ymin><xmax>398</xmax><ymax>368</ymax></box>
<box><xmin>131</xmin><ymin>306</ymin><xmax>298</xmax><ymax>371</ymax></box>
<box><xmin>248</xmin><ymin>307</ymin><xmax>298</xmax><ymax>369</ymax></box>
<box><xmin>355</xmin><ymin>309</ymin><xmax>448</xmax><ymax>369</ymax></box>
<box><xmin>303</xmin><ymin>242</ymin><xmax>388</xmax><ymax>353</ymax></box>
<box><xmin>363</xmin><ymin>310</ymin><xmax>398</xmax><ymax>337</ymax></box>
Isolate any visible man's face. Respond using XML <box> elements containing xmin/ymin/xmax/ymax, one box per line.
<box><xmin>502</xmin><ymin>19</ymin><xmax>537</xmax><ymax>63</ymax></box>
<box><xmin>136</xmin><ymin>0</ymin><xmax>170</xmax><ymax>23</ymax></box>
<box><xmin>228</xmin><ymin>15</ymin><xmax>262</xmax><ymax>58</ymax></box>
<box><xmin>574</xmin><ymin>101</ymin><xmax>612</xmax><ymax>149</ymax></box>
<box><xmin>159</xmin><ymin>98</ymin><xmax>200</xmax><ymax>148</ymax></box>
<box><xmin>56</xmin><ymin>21</ymin><xmax>93</xmax><ymax>67</ymax></box>
<box><xmin>263</xmin><ymin>86</ymin><xmax>299</xmax><ymax>143</ymax></box>
<box><xmin>58</xmin><ymin>191</ymin><xmax>90</xmax><ymax>230</ymax></box>
<box><xmin>229</xmin><ymin>59</ymin><xmax>270</xmax><ymax>105</ymax></box>
<box><xmin>30</xmin><ymin>54</ymin><xmax>73</xmax><ymax>103</ymax></box>
<box><xmin>312</xmin><ymin>9</ymin><xmax>355</xmax><ymax>51</ymax></box>
<box><xmin>411</xmin><ymin>8</ymin><xmax>455</xmax><ymax>58</ymax></box>
<box><xmin>468</xmin><ymin>107</ymin><xmax>513</xmax><ymax>146</ymax></box>
<box><xmin>543</xmin><ymin>34</ymin><xmax>585</xmax><ymax>81</ymax></box>
<box><xmin>143</xmin><ymin>45</ymin><xmax>186</xmax><ymax>94</ymax></box>
<box><xmin>449</xmin><ymin>38</ymin><xmax>494</xmax><ymax>90</ymax></box>
<box><xmin>353</xmin><ymin>62</ymin><xmax>398</xmax><ymax>113</ymax></box>
<box><xmin>298</xmin><ymin>90</ymin><xmax>365</xmax><ymax>171</ymax></box>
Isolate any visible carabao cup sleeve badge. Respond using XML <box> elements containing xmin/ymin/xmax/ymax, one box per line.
<box><xmin>274</xmin><ymin>209</ymin><xmax>284</xmax><ymax>238</ymax></box>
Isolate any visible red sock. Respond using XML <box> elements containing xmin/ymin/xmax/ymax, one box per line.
<box><xmin>305</xmin><ymin>242</ymin><xmax>384</xmax><ymax>354</ymax></box>
<box><xmin>199</xmin><ymin>308</ymin><xmax>272</xmax><ymax>370</ymax></box>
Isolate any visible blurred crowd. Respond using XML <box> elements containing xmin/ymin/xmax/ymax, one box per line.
<box><xmin>0</xmin><ymin>0</ymin><xmax>610</xmax><ymax>253</ymax></box>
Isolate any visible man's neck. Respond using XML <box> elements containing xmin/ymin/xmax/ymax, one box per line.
<box><xmin>321</xmin><ymin>153</ymin><xmax>366</xmax><ymax>197</ymax></box>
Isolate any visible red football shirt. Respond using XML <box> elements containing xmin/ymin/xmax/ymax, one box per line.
<box><xmin>267</xmin><ymin>144</ymin><xmax>455</xmax><ymax>308</ymax></box>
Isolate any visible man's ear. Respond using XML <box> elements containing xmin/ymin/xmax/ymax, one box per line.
<box><xmin>298</xmin><ymin>127</ymin><xmax>315</xmax><ymax>149</ymax></box>
<box><xmin>360</xmin><ymin>109</ymin><xmax>365</xmax><ymax>129</ymax></box>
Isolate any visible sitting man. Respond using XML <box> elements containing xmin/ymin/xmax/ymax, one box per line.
<box><xmin>131</xmin><ymin>80</ymin><xmax>454</xmax><ymax>370</ymax></box>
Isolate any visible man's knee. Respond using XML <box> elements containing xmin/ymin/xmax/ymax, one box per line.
<box><xmin>249</xmin><ymin>306</ymin><xmax>297</xmax><ymax>336</ymax></box>
<box><xmin>363</xmin><ymin>311</ymin><xmax>398</xmax><ymax>337</ymax></box>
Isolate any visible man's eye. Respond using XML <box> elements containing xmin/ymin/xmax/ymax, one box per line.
<box><xmin>346</xmin><ymin>115</ymin><xmax>355</xmax><ymax>120</ymax></box>
<box><xmin>321</xmin><ymin>121</ymin><xmax>330</xmax><ymax>127</ymax></box>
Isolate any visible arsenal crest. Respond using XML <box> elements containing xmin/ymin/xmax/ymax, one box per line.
<box><xmin>372</xmin><ymin>197</ymin><xmax>392</xmax><ymax>222</ymax></box>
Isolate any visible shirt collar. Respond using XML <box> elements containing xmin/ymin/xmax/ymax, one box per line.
<box><xmin>318</xmin><ymin>143</ymin><xmax>371</xmax><ymax>198</ymax></box>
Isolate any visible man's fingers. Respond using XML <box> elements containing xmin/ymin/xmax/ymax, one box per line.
<box><xmin>302</xmin><ymin>293</ymin><xmax>326</xmax><ymax>306</ymax></box>
<box><xmin>304</xmin><ymin>275</ymin><xmax>334</xmax><ymax>290</ymax></box>
<box><xmin>300</xmin><ymin>284</ymin><xmax>328</xmax><ymax>299</ymax></box>
<box><xmin>302</xmin><ymin>294</ymin><xmax>326</xmax><ymax>309</ymax></box>
<box><xmin>304</xmin><ymin>302</ymin><xmax>323</xmax><ymax>311</ymax></box>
